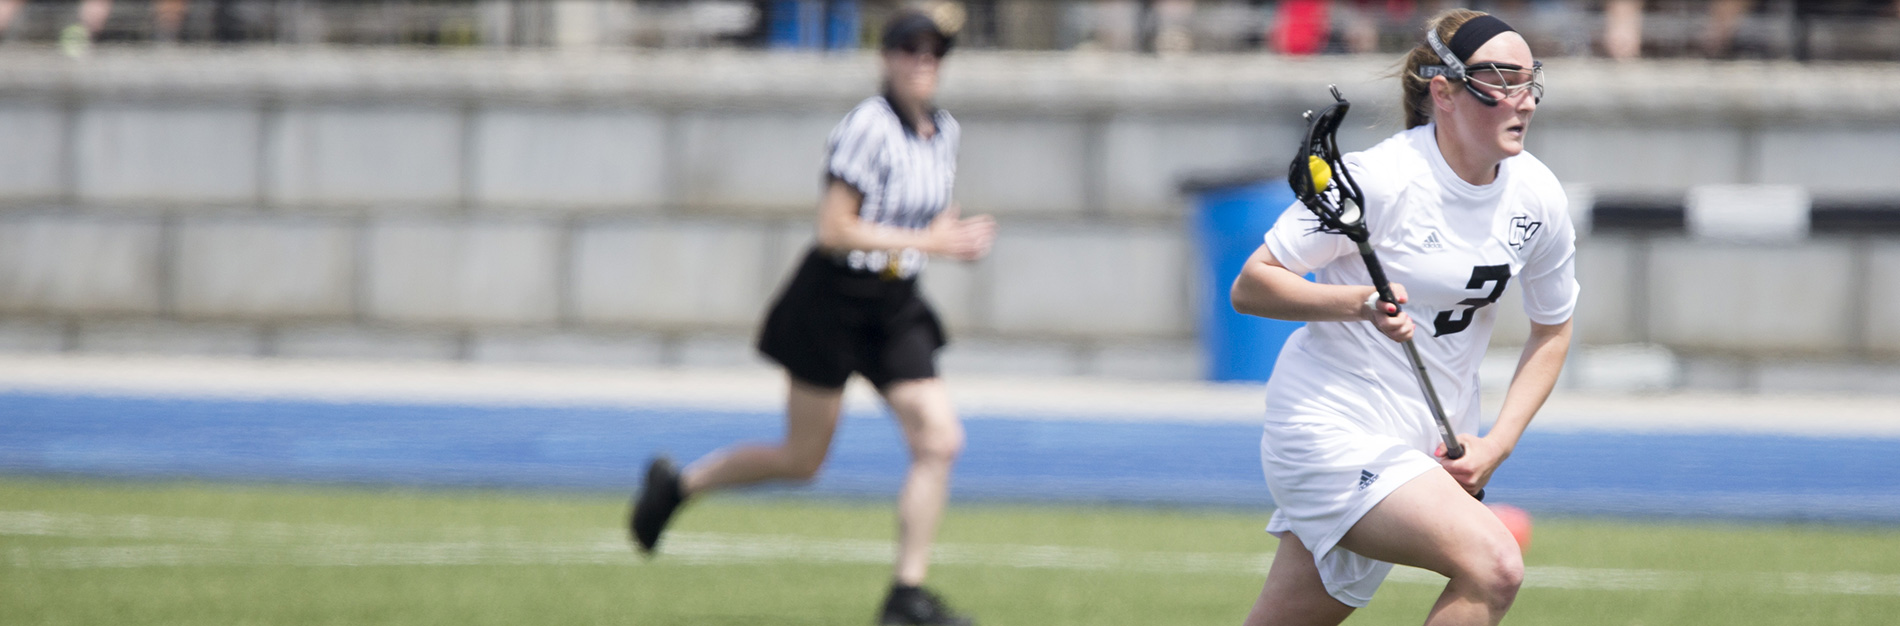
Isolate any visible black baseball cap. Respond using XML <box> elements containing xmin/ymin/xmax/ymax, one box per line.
<box><xmin>881</xmin><ymin>10</ymin><xmax>953</xmax><ymax>57</ymax></box>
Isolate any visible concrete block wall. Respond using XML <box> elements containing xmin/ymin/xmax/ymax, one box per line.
<box><xmin>0</xmin><ymin>49</ymin><xmax>1896</xmax><ymax>389</ymax></box>
<box><xmin>474</xmin><ymin>107</ymin><xmax>672</xmax><ymax>209</ymax></box>
<box><xmin>0</xmin><ymin>101</ymin><xmax>66</xmax><ymax>200</ymax></box>
<box><xmin>985</xmin><ymin>224</ymin><xmax>1189</xmax><ymax>337</ymax></box>
<box><xmin>174</xmin><ymin>216</ymin><xmax>355</xmax><ymax>319</ymax></box>
<box><xmin>78</xmin><ymin>105</ymin><xmax>261</xmax><ymax>204</ymax></box>
<box><xmin>1532</xmin><ymin>123</ymin><xmax>1900</xmax><ymax>198</ymax></box>
<box><xmin>571</xmin><ymin>218</ymin><xmax>777</xmax><ymax>328</ymax></box>
<box><xmin>0</xmin><ymin>214</ymin><xmax>164</xmax><ymax>316</ymax></box>
<box><xmin>367</xmin><ymin>217</ymin><xmax>564</xmax><ymax>325</ymax></box>
<box><xmin>272</xmin><ymin>107</ymin><xmax>465</xmax><ymax>207</ymax></box>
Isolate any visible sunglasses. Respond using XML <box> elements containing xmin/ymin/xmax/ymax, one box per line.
<box><xmin>893</xmin><ymin>37</ymin><xmax>948</xmax><ymax>58</ymax></box>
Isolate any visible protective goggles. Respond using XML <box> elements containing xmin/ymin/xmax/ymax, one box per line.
<box><xmin>1463</xmin><ymin>61</ymin><xmax>1544</xmax><ymax>104</ymax></box>
<box><xmin>1418</xmin><ymin>26</ymin><xmax>1545</xmax><ymax>107</ymax></box>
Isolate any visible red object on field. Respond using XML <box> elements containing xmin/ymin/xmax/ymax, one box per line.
<box><xmin>1271</xmin><ymin>0</ymin><xmax>1331</xmax><ymax>56</ymax></box>
<box><xmin>1489</xmin><ymin>504</ymin><xmax>1533</xmax><ymax>552</ymax></box>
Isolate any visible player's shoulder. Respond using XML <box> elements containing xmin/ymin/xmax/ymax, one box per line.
<box><xmin>1356</xmin><ymin>127</ymin><xmax>1433</xmax><ymax>174</ymax></box>
<box><xmin>1344</xmin><ymin>126</ymin><xmax>1432</xmax><ymax>200</ymax></box>
<box><xmin>1508</xmin><ymin>150</ymin><xmax>1562</xmax><ymax>193</ymax></box>
<box><xmin>1506</xmin><ymin>150</ymin><xmax>1569</xmax><ymax>216</ymax></box>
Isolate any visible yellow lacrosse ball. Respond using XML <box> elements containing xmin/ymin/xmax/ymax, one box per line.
<box><xmin>1307</xmin><ymin>155</ymin><xmax>1332</xmax><ymax>193</ymax></box>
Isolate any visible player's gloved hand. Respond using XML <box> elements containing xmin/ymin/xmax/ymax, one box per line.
<box><xmin>1437</xmin><ymin>433</ymin><xmax>1507</xmax><ymax>496</ymax></box>
<box><xmin>1360</xmin><ymin>282</ymin><xmax>1413</xmax><ymax>343</ymax></box>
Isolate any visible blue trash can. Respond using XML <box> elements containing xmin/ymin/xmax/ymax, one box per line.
<box><xmin>1187</xmin><ymin>176</ymin><xmax>1308</xmax><ymax>382</ymax></box>
<box><xmin>768</xmin><ymin>0</ymin><xmax>825</xmax><ymax>49</ymax></box>
<box><xmin>825</xmin><ymin>1</ymin><xmax>860</xmax><ymax>51</ymax></box>
<box><xmin>769</xmin><ymin>0</ymin><xmax>860</xmax><ymax>51</ymax></box>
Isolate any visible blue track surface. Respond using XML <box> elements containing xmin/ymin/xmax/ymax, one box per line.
<box><xmin>2</xmin><ymin>392</ymin><xmax>1897</xmax><ymax>522</ymax></box>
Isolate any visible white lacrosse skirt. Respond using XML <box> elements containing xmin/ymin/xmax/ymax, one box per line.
<box><xmin>1259</xmin><ymin>334</ymin><xmax>1448</xmax><ymax>607</ymax></box>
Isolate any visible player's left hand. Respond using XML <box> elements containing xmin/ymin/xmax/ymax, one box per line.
<box><xmin>1436</xmin><ymin>433</ymin><xmax>1507</xmax><ymax>496</ymax></box>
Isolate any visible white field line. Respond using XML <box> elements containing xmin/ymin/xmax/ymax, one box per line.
<box><xmin>4</xmin><ymin>511</ymin><xmax>1898</xmax><ymax>596</ymax></box>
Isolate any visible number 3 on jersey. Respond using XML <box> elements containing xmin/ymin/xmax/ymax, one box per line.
<box><xmin>1433</xmin><ymin>265</ymin><xmax>1511</xmax><ymax>337</ymax></box>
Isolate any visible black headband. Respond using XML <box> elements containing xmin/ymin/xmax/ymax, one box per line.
<box><xmin>1444</xmin><ymin>15</ymin><xmax>1515</xmax><ymax>63</ymax></box>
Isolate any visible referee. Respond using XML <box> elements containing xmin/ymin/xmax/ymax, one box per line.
<box><xmin>631</xmin><ymin>10</ymin><xmax>994</xmax><ymax>626</ymax></box>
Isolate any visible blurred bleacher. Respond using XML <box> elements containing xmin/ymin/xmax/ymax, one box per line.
<box><xmin>2</xmin><ymin>1</ymin><xmax>1897</xmax><ymax>62</ymax></box>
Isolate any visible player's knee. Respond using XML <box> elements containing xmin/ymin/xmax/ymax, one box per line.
<box><xmin>1470</xmin><ymin>539</ymin><xmax>1524</xmax><ymax>608</ymax></box>
<box><xmin>1445</xmin><ymin>530</ymin><xmax>1522</xmax><ymax>607</ymax></box>
<box><xmin>1489</xmin><ymin>551</ymin><xmax>1525</xmax><ymax>604</ymax></box>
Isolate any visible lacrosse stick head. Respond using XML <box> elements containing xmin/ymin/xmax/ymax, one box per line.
<box><xmin>1288</xmin><ymin>85</ymin><xmax>1369</xmax><ymax>242</ymax></box>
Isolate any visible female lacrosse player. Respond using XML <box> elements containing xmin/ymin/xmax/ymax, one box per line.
<box><xmin>1230</xmin><ymin>9</ymin><xmax>1575</xmax><ymax>626</ymax></box>
<box><xmin>629</xmin><ymin>10</ymin><xmax>993</xmax><ymax>626</ymax></box>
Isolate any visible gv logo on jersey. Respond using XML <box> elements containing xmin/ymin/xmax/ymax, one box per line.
<box><xmin>1509</xmin><ymin>215</ymin><xmax>1542</xmax><ymax>250</ymax></box>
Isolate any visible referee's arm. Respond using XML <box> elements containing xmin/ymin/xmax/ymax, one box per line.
<box><xmin>816</xmin><ymin>180</ymin><xmax>994</xmax><ymax>261</ymax></box>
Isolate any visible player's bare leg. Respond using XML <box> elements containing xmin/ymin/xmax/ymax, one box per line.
<box><xmin>681</xmin><ymin>376</ymin><xmax>844</xmax><ymax>492</ymax></box>
<box><xmin>1338</xmin><ymin>469</ymin><xmax>1523</xmax><ymax>626</ymax></box>
<box><xmin>1243</xmin><ymin>533</ymin><xmax>1357</xmax><ymax>626</ymax></box>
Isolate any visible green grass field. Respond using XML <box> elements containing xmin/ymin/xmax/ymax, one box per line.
<box><xmin>4</xmin><ymin>477</ymin><xmax>1899</xmax><ymax>625</ymax></box>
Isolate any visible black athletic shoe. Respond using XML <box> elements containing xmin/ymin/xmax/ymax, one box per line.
<box><xmin>878</xmin><ymin>584</ymin><xmax>973</xmax><ymax>626</ymax></box>
<box><xmin>629</xmin><ymin>456</ymin><xmax>684</xmax><ymax>555</ymax></box>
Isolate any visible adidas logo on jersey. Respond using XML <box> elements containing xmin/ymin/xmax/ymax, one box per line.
<box><xmin>1358</xmin><ymin>469</ymin><xmax>1379</xmax><ymax>490</ymax></box>
<box><xmin>1421</xmin><ymin>231</ymin><xmax>1444</xmax><ymax>251</ymax></box>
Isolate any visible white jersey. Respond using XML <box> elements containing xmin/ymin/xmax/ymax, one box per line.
<box><xmin>1262</xmin><ymin>122</ymin><xmax>1578</xmax><ymax>444</ymax></box>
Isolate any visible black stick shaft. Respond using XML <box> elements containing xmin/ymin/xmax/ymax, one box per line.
<box><xmin>1353</xmin><ymin>238</ymin><xmax>1464</xmax><ymax>461</ymax></box>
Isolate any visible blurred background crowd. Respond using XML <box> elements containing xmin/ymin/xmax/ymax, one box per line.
<box><xmin>3</xmin><ymin>0</ymin><xmax>1898</xmax><ymax>62</ymax></box>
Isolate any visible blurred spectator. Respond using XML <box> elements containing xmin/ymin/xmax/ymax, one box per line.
<box><xmin>1599</xmin><ymin>0</ymin><xmax>1900</xmax><ymax>61</ymax></box>
<box><xmin>1491</xmin><ymin>0</ymin><xmax>1590</xmax><ymax>57</ymax></box>
<box><xmin>1</xmin><ymin>0</ymin><xmax>187</xmax><ymax>53</ymax></box>
<box><xmin>0</xmin><ymin>0</ymin><xmax>17</xmax><ymax>40</ymax></box>
<box><xmin>0</xmin><ymin>0</ymin><xmax>103</xmax><ymax>48</ymax></box>
<box><xmin>1067</xmin><ymin>0</ymin><xmax>1140</xmax><ymax>52</ymax></box>
<box><xmin>1336</xmin><ymin>0</ymin><xmax>1417</xmax><ymax>55</ymax></box>
<box><xmin>1151</xmin><ymin>0</ymin><xmax>1194</xmax><ymax>55</ymax></box>
<box><xmin>58</xmin><ymin>0</ymin><xmax>109</xmax><ymax>57</ymax></box>
<box><xmin>1269</xmin><ymin>0</ymin><xmax>1329</xmax><ymax>56</ymax></box>
<box><xmin>1699</xmin><ymin>0</ymin><xmax>1750</xmax><ymax>58</ymax></box>
<box><xmin>1602</xmin><ymin>0</ymin><xmax>1641</xmax><ymax>60</ymax></box>
<box><xmin>0</xmin><ymin>0</ymin><xmax>1893</xmax><ymax>60</ymax></box>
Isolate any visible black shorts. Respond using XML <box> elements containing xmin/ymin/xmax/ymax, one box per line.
<box><xmin>757</xmin><ymin>248</ymin><xmax>947</xmax><ymax>390</ymax></box>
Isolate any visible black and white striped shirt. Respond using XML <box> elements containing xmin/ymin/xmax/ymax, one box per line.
<box><xmin>826</xmin><ymin>96</ymin><xmax>960</xmax><ymax>231</ymax></box>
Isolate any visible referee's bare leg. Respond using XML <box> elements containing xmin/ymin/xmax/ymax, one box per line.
<box><xmin>679</xmin><ymin>375</ymin><xmax>844</xmax><ymax>492</ymax></box>
<box><xmin>881</xmin><ymin>377</ymin><xmax>966</xmax><ymax>586</ymax></box>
